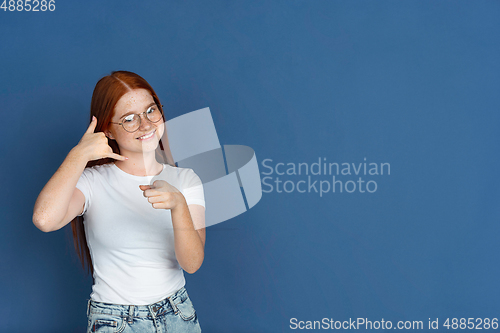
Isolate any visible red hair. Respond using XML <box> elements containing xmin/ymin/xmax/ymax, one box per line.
<box><xmin>71</xmin><ymin>70</ymin><xmax>175</xmax><ymax>276</ymax></box>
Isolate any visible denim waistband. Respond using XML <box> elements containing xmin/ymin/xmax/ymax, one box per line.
<box><xmin>87</xmin><ymin>287</ymin><xmax>188</xmax><ymax>323</ymax></box>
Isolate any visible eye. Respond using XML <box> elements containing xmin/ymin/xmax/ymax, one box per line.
<box><xmin>123</xmin><ymin>114</ymin><xmax>136</xmax><ymax>123</ymax></box>
<box><xmin>146</xmin><ymin>106</ymin><xmax>156</xmax><ymax>114</ymax></box>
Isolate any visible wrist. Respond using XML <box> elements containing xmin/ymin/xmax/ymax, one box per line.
<box><xmin>68</xmin><ymin>146</ymin><xmax>90</xmax><ymax>166</ymax></box>
<box><xmin>170</xmin><ymin>194</ymin><xmax>187</xmax><ymax>213</ymax></box>
<box><xmin>179</xmin><ymin>192</ymin><xmax>188</xmax><ymax>207</ymax></box>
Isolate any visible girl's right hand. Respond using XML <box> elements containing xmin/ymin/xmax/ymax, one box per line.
<box><xmin>75</xmin><ymin>116</ymin><xmax>127</xmax><ymax>162</ymax></box>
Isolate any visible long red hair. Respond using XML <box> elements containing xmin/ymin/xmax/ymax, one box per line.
<box><xmin>71</xmin><ymin>70</ymin><xmax>175</xmax><ymax>276</ymax></box>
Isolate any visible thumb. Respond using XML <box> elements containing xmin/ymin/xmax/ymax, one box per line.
<box><xmin>86</xmin><ymin>116</ymin><xmax>98</xmax><ymax>134</ymax></box>
<box><xmin>153</xmin><ymin>180</ymin><xmax>169</xmax><ymax>187</ymax></box>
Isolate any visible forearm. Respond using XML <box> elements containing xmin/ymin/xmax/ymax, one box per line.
<box><xmin>171</xmin><ymin>200</ymin><xmax>205</xmax><ymax>274</ymax></box>
<box><xmin>33</xmin><ymin>147</ymin><xmax>87</xmax><ymax>231</ymax></box>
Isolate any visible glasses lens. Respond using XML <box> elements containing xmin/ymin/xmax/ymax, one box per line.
<box><xmin>146</xmin><ymin>106</ymin><xmax>162</xmax><ymax>123</ymax></box>
<box><xmin>123</xmin><ymin>114</ymin><xmax>140</xmax><ymax>132</ymax></box>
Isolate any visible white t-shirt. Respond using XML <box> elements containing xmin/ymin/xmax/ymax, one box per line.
<box><xmin>76</xmin><ymin>163</ymin><xmax>205</xmax><ymax>305</ymax></box>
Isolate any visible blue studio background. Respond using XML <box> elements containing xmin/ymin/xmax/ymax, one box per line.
<box><xmin>1</xmin><ymin>1</ymin><xmax>499</xmax><ymax>332</ymax></box>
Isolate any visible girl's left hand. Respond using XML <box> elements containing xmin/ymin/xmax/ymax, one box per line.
<box><xmin>139</xmin><ymin>180</ymin><xmax>186</xmax><ymax>210</ymax></box>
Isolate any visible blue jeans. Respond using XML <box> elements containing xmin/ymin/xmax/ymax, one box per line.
<box><xmin>86</xmin><ymin>287</ymin><xmax>201</xmax><ymax>332</ymax></box>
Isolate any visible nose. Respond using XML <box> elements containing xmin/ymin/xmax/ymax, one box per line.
<box><xmin>138</xmin><ymin>112</ymin><xmax>153</xmax><ymax>131</ymax></box>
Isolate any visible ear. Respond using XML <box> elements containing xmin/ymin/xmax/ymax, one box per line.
<box><xmin>104</xmin><ymin>130</ymin><xmax>114</xmax><ymax>139</ymax></box>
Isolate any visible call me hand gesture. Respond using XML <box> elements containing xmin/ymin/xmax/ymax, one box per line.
<box><xmin>33</xmin><ymin>116</ymin><xmax>125</xmax><ymax>232</ymax></box>
<box><xmin>77</xmin><ymin>116</ymin><xmax>128</xmax><ymax>162</ymax></box>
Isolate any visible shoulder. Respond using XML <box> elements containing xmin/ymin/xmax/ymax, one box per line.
<box><xmin>80</xmin><ymin>163</ymin><xmax>115</xmax><ymax>181</ymax></box>
<box><xmin>85</xmin><ymin>163</ymin><xmax>114</xmax><ymax>174</ymax></box>
<box><xmin>163</xmin><ymin>164</ymin><xmax>202</xmax><ymax>186</ymax></box>
<box><xmin>164</xmin><ymin>164</ymin><xmax>198</xmax><ymax>178</ymax></box>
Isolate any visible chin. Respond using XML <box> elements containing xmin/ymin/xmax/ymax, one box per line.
<box><xmin>139</xmin><ymin>140</ymin><xmax>160</xmax><ymax>153</ymax></box>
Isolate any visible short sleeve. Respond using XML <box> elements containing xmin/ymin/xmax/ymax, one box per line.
<box><xmin>181</xmin><ymin>169</ymin><xmax>205</xmax><ymax>208</ymax></box>
<box><xmin>75</xmin><ymin>168</ymin><xmax>93</xmax><ymax>216</ymax></box>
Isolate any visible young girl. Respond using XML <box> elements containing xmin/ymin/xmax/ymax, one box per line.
<box><xmin>33</xmin><ymin>71</ymin><xmax>205</xmax><ymax>332</ymax></box>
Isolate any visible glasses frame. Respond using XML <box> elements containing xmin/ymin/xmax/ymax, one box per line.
<box><xmin>109</xmin><ymin>104</ymin><xmax>164</xmax><ymax>133</ymax></box>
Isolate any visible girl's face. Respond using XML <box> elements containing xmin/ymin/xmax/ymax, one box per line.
<box><xmin>105</xmin><ymin>88</ymin><xmax>165</xmax><ymax>157</ymax></box>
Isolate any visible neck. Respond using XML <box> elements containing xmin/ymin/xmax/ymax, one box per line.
<box><xmin>114</xmin><ymin>151</ymin><xmax>163</xmax><ymax>176</ymax></box>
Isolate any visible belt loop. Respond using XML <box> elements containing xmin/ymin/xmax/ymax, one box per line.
<box><xmin>127</xmin><ymin>305</ymin><xmax>135</xmax><ymax>324</ymax></box>
<box><xmin>87</xmin><ymin>299</ymin><xmax>91</xmax><ymax>317</ymax></box>
<box><xmin>168</xmin><ymin>295</ymin><xmax>178</xmax><ymax>314</ymax></box>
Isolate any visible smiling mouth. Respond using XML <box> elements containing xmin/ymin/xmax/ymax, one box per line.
<box><xmin>137</xmin><ymin>130</ymin><xmax>156</xmax><ymax>140</ymax></box>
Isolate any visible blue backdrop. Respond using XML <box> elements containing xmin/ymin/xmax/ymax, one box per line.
<box><xmin>1</xmin><ymin>1</ymin><xmax>499</xmax><ymax>332</ymax></box>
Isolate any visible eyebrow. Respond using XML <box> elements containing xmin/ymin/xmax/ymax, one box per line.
<box><xmin>119</xmin><ymin>102</ymin><xmax>158</xmax><ymax>120</ymax></box>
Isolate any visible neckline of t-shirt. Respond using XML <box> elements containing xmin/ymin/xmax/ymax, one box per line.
<box><xmin>111</xmin><ymin>163</ymin><xmax>167</xmax><ymax>181</ymax></box>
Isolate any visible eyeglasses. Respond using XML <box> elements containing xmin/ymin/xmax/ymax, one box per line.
<box><xmin>109</xmin><ymin>104</ymin><xmax>163</xmax><ymax>133</ymax></box>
